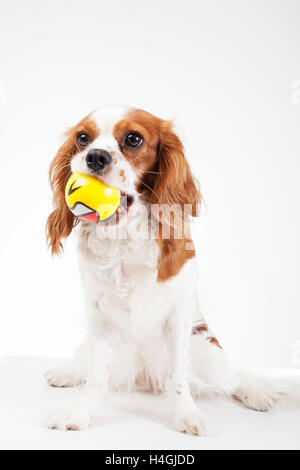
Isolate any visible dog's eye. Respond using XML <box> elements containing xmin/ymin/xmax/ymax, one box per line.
<box><xmin>125</xmin><ymin>133</ymin><xmax>143</xmax><ymax>148</ymax></box>
<box><xmin>77</xmin><ymin>133</ymin><xmax>90</xmax><ymax>148</ymax></box>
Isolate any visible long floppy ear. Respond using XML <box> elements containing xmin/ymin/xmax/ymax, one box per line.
<box><xmin>46</xmin><ymin>136</ymin><xmax>78</xmax><ymax>255</ymax></box>
<box><xmin>150</xmin><ymin>121</ymin><xmax>201</xmax><ymax>225</ymax></box>
<box><xmin>150</xmin><ymin>121</ymin><xmax>202</xmax><ymax>282</ymax></box>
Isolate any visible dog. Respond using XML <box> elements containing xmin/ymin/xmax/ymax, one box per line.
<box><xmin>45</xmin><ymin>105</ymin><xmax>299</xmax><ymax>434</ymax></box>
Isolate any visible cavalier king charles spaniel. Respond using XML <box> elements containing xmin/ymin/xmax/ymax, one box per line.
<box><xmin>45</xmin><ymin>106</ymin><xmax>299</xmax><ymax>434</ymax></box>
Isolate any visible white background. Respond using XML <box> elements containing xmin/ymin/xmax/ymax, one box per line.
<box><xmin>0</xmin><ymin>0</ymin><xmax>300</xmax><ymax>371</ymax></box>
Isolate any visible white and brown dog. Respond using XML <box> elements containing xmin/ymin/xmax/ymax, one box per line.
<box><xmin>45</xmin><ymin>105</ymin><xmax>299</xmax><ymax>434</ymax></box>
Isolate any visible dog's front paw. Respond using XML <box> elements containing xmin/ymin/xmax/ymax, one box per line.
<box><xmin>44</xmin><ymin>368</ymin><xmax>85</xmax><ymax>388</ymax></box>
<box><xmin>171</xmin><ymin>409</ymin><xmax>211</xmax><ymax>436</ymax></box>
<box><xmin>45</xmin><ymin>410</ymin><xmax>90</xmax><ymax>431</ymax></box>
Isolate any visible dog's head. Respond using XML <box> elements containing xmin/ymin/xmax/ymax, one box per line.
<box><xmin>46</xmin><ymin>106</ymin><xmax>201</xmax><ymax>278</ymax></box>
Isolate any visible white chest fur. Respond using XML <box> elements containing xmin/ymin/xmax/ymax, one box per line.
<box><xmin>78</xmin><ymin>225</ymin><xmax>163</xmax><ymax>340</ymax></box>
<box><xmin>77</xmin><ymin>223</ymin><xmax>198</xmax><ymax>346</ymax></box>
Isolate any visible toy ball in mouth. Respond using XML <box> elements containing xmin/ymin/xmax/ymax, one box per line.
<box><xmin>65</xmin><ymin>173</ymin><xmax>121</xmax><ymax>222</ymax></box>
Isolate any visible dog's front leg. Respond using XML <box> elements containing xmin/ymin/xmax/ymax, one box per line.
<box><xmin>166</xmin><ymin>302</ymin><xmax>211</xmax><ymax>436</ymax></box>
<box><xmin>81</xmin><ymin>318</ymin><xmax>112</xmax><ymax>422</ymax></box>
<box><xmin>46</xmin><ymin>302</ymin><xmax>111</xmax><ymax>431</ymax></box>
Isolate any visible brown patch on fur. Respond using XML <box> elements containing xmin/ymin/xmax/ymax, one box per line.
<box><xmin>156</xmin><ymin>235</ymin><xmax>196</xmax><ymax>282</ymax></box>
<box><xmin>208</xmin><ymin>336</ymin><xmax>222</xmax><ymax>349</ymax></box>
<box><xmin>46</xmin><ymin>115</ymin><xmax>99</xmax><ymax>255</ymax></box>
<box><xmin>192</xmin><ymin>324</ymin><xmax>209</xmax><ymax>335</ymax></box>
<box><xmin>114</xmin><ymin>109</ymin><xmax>201</xmax><ymax>282</ymax></box>
<box><xmin>113</xmin><ymin>109</ymin><xmax>161</xmax><ymax>175</ymax></box>
<box><xmin>120</xmin><ymin>169</ymin><xmax>126</xmax><ymax>182</ymax></box>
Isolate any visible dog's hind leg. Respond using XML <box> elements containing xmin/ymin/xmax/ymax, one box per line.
<box><xmin>190</xmin><ymin>323</ymin><xmax>282</xmax><ymax>411</ymax></box>
<box><xmin>189</xmin><ymin>322</ymin><xmax>237</xmax><ymax>399</ymax></box>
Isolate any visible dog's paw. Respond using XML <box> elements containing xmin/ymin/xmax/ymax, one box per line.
<box><xmin>45</xmin><ymin>410</ymin><xmax>90</xmax><ymax>431</ymax></box>
<box><xmin>44</xmin><ymin>368</ymin><xmax>85</xmax><ymax>388</ymax></box>
<box><xmin>234</xmin><ymin>388</ymin><xmax>274</xmax><ymax>412</ymax></box>
<box><xmin>171</xmin><ymin>409</ymin><xmax>211</xmax><ymax>436</ymax></box>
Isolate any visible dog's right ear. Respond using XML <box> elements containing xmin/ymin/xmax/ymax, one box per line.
<box><xmin>46</xmin><ymin>135</ymin><xmax>78</xmax><ymax>255</ymax></box>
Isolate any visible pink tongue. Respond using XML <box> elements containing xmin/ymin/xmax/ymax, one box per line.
<box><xmin>81</xmin><ymin>212</ymin><xmax>99</xmax><ymax>222</ymax></box>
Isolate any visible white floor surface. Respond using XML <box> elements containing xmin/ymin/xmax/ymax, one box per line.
<box><xmin>0</xmin><ymin>357</ymin><xmax>299</xmax><ymax>450</ymax></box>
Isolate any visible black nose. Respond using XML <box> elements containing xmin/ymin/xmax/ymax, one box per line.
<box><xmin>86</xmin><ymin>149</ymin><xmax>112</xmax><ymax>173</ymax></box>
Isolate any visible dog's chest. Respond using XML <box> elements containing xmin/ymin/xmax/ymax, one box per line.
<box><xmin>79</xmin><ymin>228</ymin><xmax>171</xmax><ymax>335</ymax></box>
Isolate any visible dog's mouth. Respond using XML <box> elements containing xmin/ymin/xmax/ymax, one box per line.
<box><xmin>98</xmin><ymin>192</ymin><xmax>135</xmax><ymax>225</ymax></box>
<box><xmin>71</xmin><ymin>192</ymin><xmax>134</xmax><ymax>224</ymax></box>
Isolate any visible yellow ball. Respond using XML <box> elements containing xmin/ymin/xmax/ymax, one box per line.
<box><xmin>65</xmin><ymin>173</ymin><xmax>120</xmax><ymax>222</ymax></box>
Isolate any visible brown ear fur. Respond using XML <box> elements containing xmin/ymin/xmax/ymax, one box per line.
<box><xmin>46</xmin><ymin>136</ymin><xmax>78</xmax><ymax>255</ymax></box>
<box><xmin>150</xmin><ymin>121</ymin><xmax>201</xmax><ymax>218</ymax></box>
<box><xmin>150</xmin><ymin>122</ymin><xmax>202</xmax><ymax>281</ymax></box>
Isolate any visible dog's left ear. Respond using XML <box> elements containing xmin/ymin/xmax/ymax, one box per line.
<box><xmin>150</xmin><ymin>121</ymin><xmax>201</xmax><ymax>282</ymax></box>
<box><xmin>150</xmin><ymin>121</ymin><xmax>201</xmax><ymax>223</ymax></box>
<box><xmin>46</xmin><ymin>136</ymin><xmax>78</xmax><ymax>255</ymax></box>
